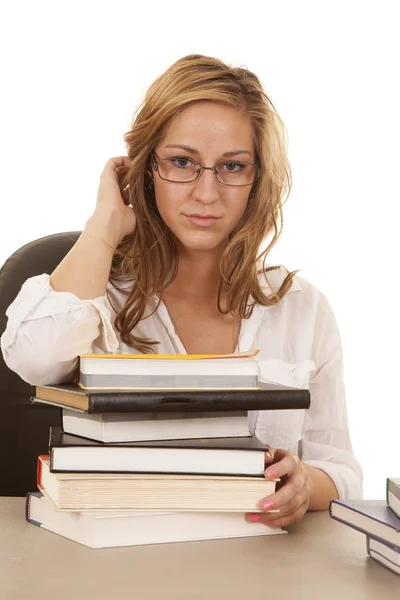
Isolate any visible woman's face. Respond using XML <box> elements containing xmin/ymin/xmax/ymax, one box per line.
<box><xmin>153</xmin><ymin>101</ymin><xmax>255</xmax><ymax>254</ymax></box>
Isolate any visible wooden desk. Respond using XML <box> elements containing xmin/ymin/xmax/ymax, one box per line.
<box><xmin>0</xmin><ymin>497</ymin><xmax>397</xmax><ymax>600</ymax></box>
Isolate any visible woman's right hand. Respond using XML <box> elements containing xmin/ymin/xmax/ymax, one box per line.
<box><xmin>88</xmin><ymin>156</ymin><xmax>136</xmax><ymax>246</ymax></box>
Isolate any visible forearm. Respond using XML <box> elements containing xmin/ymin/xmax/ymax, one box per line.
<box><xmin>50</xmin><ymin>215</ymin><xmax>120</xmax><ymax>300</ymax></box>
<box><xmin>303</xmin><ymin>463</ymin><xmax>339</xmax><ymax>511</ymax></box>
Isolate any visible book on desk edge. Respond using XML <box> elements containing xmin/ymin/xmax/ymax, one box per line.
<box><xmin>32</xmin><ymin>382</ymin><xmax>311</xmax><ymax>414</ymax></box>
<box><xmin>329</xmin><ymin>499</ymin><xmax>400</xmax><ymax>550</ymax></box>
<box><xmin>25</xmin><ymin>491</ymin><xmax>285</xmax><ymax>548</ymax></box>
<box><xmin>366</xmin><ymin>536</ymin><xmax>400</xmax><ymax>575</ymax></box>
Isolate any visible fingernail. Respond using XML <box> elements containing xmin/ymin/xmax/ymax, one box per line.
<box><xmin>249</xmin><ymin>513</ymin><xmax>260</xmax><ymax>522</ymax></box>
<box><xmin>266</xmin><ymin>470</ymin><xmax>276</xmax><ymax>479</ymax></box>
<box><xmin>262</xmin><ymin>501</ymin><xmax>273</xmax><ymax>511</ymax></box>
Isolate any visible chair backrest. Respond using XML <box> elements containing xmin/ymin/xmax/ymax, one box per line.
<box><xmin>0</xmin><ymin>232</ymin><xmax>81</xmax><ymax>496</ymax></box>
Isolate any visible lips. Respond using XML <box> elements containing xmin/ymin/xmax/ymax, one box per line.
<box><xmin>184</xmin><ymin>214</ymin><xmax>221</xmax><ymax>227</ymax></box>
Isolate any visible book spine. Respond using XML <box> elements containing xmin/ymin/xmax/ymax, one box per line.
<box><xmin>88</xmin><ymin>393</ymin><xmax>310</xmax><ymax>414</ymax></box>
<box><xmin>25</xmin><ymin>493</ymin><xmax>41</xmax><ymax>526</ymax></box>
<box><xmin>37</xmin><ymin>455</ymin><xmax>48</xmax><ymax>491</ymax></box>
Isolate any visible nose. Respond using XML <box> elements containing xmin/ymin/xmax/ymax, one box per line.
<box><xmin>191</xmin><ymin>168</ymin><xmax>219</xmax><ymax>205</ymax></box>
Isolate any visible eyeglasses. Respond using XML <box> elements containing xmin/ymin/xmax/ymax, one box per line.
<box><xmin>152</xmin><ymin>153</ymin><xmax>258</xmax><ymax>187</ymax></box>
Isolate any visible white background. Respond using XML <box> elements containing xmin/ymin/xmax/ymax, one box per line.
<box><xmin>1</xmin><ymin>1</ymin><xmax>399</xmax><ymax>499</ymax></box>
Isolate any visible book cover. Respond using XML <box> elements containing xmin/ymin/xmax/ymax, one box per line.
<box><xmin>26</xmin><ymin>491</ymin><xmax>285</xmax><ymax>548</ymax></box>
<box><xmin>387</xmin><ymin>478</ymin><xmax>400</xmax><ymax>519</ymax></box>
<box><xmin>37</xmin><ymin>456</ymin><xmax>277</xmax><ymax>512</ymax></box>
<box><xmin>329</xmin><ymin>499</ymin><xmax>400</xmax><ymax>549</ymax></box>
<box><xmin>48</xmin><ymin>426</ymin><xmax>267</xmax><ymax>476</ymax></box>
<box><xmin>33</xmin><ymin>381</ymin><xmax>311</xmax><ymax>414</ymax></box>
<box><xmin>366</xmin><ymin>536</ymin><xmax>400</xmax><ymax>575</ymax></box>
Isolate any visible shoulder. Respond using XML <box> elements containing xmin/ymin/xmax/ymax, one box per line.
<box><xmin>258</xmin><ymin>266</ymin><xmax>336</xmax><ymax>325</ymax></box>
<box><xmin>258</xmin><ymin>266</ymin><xmax>322</xmax><ymax>303</ymax></box>
<box><xmin>105</xmin><ymin>278</ymin><xmax>134</xmax><ymax>312</ymax></box>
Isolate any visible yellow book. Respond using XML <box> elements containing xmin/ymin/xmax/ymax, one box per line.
<box><xmin>78</xmin><ymin>350</ymin><xmax>261</xmax><ymax>391</ymax></box>
<box><xmin>79</xmin><ymin>349</ymin><xmax>260</xmax><ymax>360</ymax></box>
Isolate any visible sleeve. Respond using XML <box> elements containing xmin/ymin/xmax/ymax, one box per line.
<box><xmin>299</xmin><ymin>292</ymin><xmax>363</xmax><ymax>499</ymax></box>
<box><xmin>0</xmin><ymin>273</ymin><xmax>119</xmax><ymax>386</ymax></box>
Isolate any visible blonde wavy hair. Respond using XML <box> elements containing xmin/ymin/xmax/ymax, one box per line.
<box><xmin>110</xmin><ymin>54</ymin><xmax>298</xmax><ymax>353</ymax></box>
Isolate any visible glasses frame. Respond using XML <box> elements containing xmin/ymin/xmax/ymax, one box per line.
<box><xmin>151</xmin><ymin>153</ymin><xmax>258</xmax><ymax>187</ymax></box>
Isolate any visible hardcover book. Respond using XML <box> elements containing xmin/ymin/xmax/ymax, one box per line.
<box><xmin>78</xmin><ymin>352</ymin><xmax>260</xmax><ymax>390</ymax></box>
<box><xmin>387</xmin><ymin>478</ymin><xmax>400</xmax><ymax>519</ymax></box>
<box><xmin>48</xmin><ymin>426</ymin><xmax>267</xmax><ymax>476</ymax></box>
<box><xmin>32</xmin><ymin>381</ymin><xmax>311</xmax><ymax>414</ymax></box>
<box><xmin>37</xmin><ymin>456</ymin><xmax>277</xmax><ymax>512</ymax></box>
<box><xmin>26</xmin><ymin>492</ymin><xmax>285</xmax><ymax>548</ymax></box>
<box><xmin>61</xmin><ymin>408</ymin><xmax>251</xmax><ymax>443</ymax></box>
<box><xmin>329</xmin><ymin>499</ymin><xmax>400</xmax><ymax>549</ymax></box>
<box><xmin>367</xmin><ymin>536</ymin><xmax>400</xmax><ymax>576</ymax></box>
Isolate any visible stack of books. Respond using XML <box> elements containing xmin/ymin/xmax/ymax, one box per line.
<box><xmin>329</xmin><ymin>478</ymin><xmax>400</xmax><ymax>575</ymax></box>
<box><xmin>26</xmin><ymin>350</ymin><xmax>311</xmax><ymax>548</ymax></box>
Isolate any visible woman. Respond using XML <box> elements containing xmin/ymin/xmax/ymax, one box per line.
<box><xmin>1</xmin><ymin>54</ymin><xmax>363</xmax><ymax>527</ymax></box>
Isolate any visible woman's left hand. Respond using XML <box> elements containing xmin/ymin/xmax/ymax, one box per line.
<box><xmin>246</xmin><ymin>448</ymin><xmax>312</xmax><ymax>528</ymax></box>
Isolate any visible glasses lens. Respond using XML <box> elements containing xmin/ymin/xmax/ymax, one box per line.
<box><xmin>158</xmin><ymin>158</ymin><xmax>199</xmax><ymax>182</ymax></box>
<box><xmin>216</xmin><ymin>161</ymin><xmax>256</xmax><ymax>186</ymax></box>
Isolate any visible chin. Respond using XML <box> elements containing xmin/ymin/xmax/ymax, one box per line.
<box><xmin>174</xmin><ymin>230</ymin><xmax>228</xmax><ymax>253</ymax></box>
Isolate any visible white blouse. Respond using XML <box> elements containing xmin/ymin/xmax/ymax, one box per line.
<box><xmin>0</xmin><ymin>269</ymin><xmax>363</xmax><ymax>499</ymax></box>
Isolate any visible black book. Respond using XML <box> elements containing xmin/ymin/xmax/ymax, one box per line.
<box><xmin>49</xmin><ymin>426</ymin><xmax>269</xmax><ymax>477</ymax></box>
<box><xmin>33</xmin><ymin>382</ymin><xmax>310</xmax><ymax>414</ymax></box>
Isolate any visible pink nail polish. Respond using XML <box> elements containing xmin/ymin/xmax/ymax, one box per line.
<box><xmin>263</xmin><ymin>501</ymin><xmax>273</xmax><ymax>511</ymax></box>
<box><xmin>250</xmin><ymin>514</ymin><xmax>260</xmax><ymax>522</ymax></box>
<box><xmin>266</xmin><ymin>470</ymin><xmax>276</xmax><ymax>479</ymax></box>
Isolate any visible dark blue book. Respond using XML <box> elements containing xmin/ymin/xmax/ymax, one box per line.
<box><xmin>329</xmin><ymin>499</ymin><xmax>400</xmax><ymax>550</ymax></box>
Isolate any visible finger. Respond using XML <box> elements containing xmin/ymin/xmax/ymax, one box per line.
<box><xmin>102</xmin><ymin>157</ymin><xmax>132</xmax><ymax>177</ymax></box>
<box><xmin>259</xmin><ymin>470</ymin><xmax>309</xmax><ymax>512</ymax></box>
<box><xmin>264</xmin><ymin>449</ymin><xmax>274</xmax><ymax>465</ymax></box>
<box><xmin>264</xmin><ymin>501</ymin><xmax>309</xmax><ymax>529</ymax></box>
<box><xmin>262</xmin><ymin>494</ymin><xmax>306</xmax><ymax>522</ymax></box>
<box><xmin>264</xmin><ymin>452</ymin><xmax>299</xmax><ymax>481</ymax></box>
<box><xmin>245</xmin><ymin>513</ymin><xmax>279</xmax><ymax>527</ymax></box>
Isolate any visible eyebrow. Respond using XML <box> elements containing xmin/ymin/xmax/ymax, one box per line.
<box><xmin>163</xmin><ymin>144</ymin><xmax>252</xmax><ymax>157</ymax></box>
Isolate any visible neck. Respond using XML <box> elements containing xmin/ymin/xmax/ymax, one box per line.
<box><xmin>169</xmin><ymin>244</ymin><xmax>226</xmax><ymax>298</ymax></box>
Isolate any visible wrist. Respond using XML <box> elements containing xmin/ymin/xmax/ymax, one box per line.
<box><xmin>303</xmin><ymin>463</ymin><xmax>339</xmax><ymax>511</ymax></box>
<box><xmin>84</xmin><ymin>212</ymin><xmax>124</xmax><ymax>248</ymax></box>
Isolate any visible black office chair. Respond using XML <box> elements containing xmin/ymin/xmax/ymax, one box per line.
<box><xmin>0</xmin><ymin>232</ymin><xmax>81</xmax><ymax>496</ymax></box>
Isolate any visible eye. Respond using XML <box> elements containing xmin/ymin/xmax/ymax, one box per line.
<box><xmin>170</xmin><ymin>156</ymin><xmax>195</xmax><ymax>168</ymax></box>
<box><xmin>221</xmin><ymin>161</ymin><xmax>245</xmax><ymax>172</ymax></box>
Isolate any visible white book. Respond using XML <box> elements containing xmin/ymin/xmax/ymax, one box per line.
<box><xmin>62</xmin><ymin>408</ymin><xmax>251</xmax><ymax>443</ymax></box>
<box><xmin>49</xmin><ymin>427</ymin><xmax>266</xmax><ymax>476</ymax></box>
<box><xmin>26</xmin><ymin>492</ymin><xmax>286</xmax><ymax>548</ymax></box>
<box><xmin>367</xmin><ymin>536</ymin><xmax>400</xmax><ymax>575</ymax></box>
<box><xmin>78</xmin><ymin>351</ymin><xmax>260</xmax><ymax>390</ymax></box>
